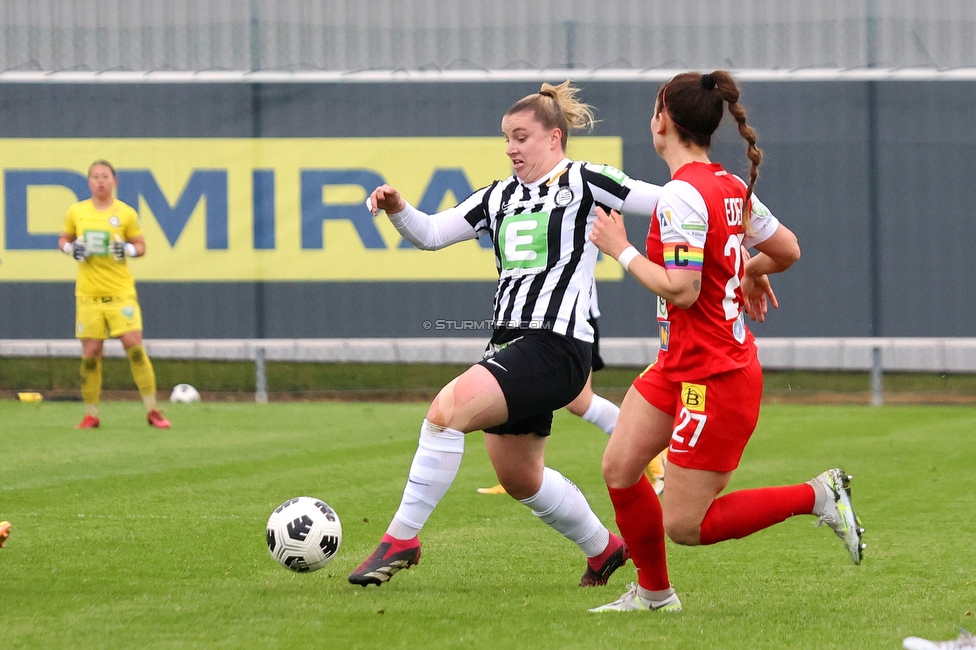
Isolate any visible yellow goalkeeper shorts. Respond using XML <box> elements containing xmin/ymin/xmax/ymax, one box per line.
<box><xmin>75</xmin><ymin>295</ymin><xmax>143</xmax><ymax>339</ymax></box>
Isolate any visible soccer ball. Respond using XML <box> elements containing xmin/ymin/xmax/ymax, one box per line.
<box><xmin>266</xmin><ymin>497</ymin><xmax>342</xmax><ymax>572</ymax></box>
<box><xmin>169</xmin><ymin>383</ymin><xmax>201</xmax><ymax>403</ymax></box>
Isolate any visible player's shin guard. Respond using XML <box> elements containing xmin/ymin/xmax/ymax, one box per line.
<box><xmin>80</xmin><ymin>356</ymin><xmax>102</xmax><ymax>409</ymax></box>
<box><xmin>386</xmin><ymin>420</ymin><xmax>465</xmax><ymax>540</ymax></box>
<box><xmin>609</xmin><ymin>474</ymin><xmax>671</xmax><ymax>592</ymax></box>
<box><xmin>520</xmin><ymin>467</ymin><xmax>606</xmax><ymax>557</ymax></box>
<box><xmin>126</xmin><ymin>344</ymin><xmax>158</xmax><ymax>411</ymax></box>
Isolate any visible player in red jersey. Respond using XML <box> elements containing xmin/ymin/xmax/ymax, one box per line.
<box><xmin>587</xmin><ymin>71</ymin><xmax>865</xmax><ymax>613</ymax></box>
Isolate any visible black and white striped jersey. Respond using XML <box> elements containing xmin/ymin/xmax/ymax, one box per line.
<box><xmin>390</xmin><ymin>157</ymin><xmax>650</xmax><ymax>342</ymax></box>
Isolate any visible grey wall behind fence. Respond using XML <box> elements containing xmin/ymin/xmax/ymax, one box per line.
<box><xmin>1</xmin><ymin>79</ymin><xmax>974</xmax><ymax>339</ymax></box>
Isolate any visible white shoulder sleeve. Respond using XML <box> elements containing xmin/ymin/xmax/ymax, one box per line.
<box><xmin>743</xmin><ymin>192</ymin><xmax>781</xmax><ymax>248</ymax></box>
<box><xmin>657</xmin><ymin>180</ymin><xmax>708</xmax><ymax>247</ymax></box>
<box><xmin>729</xmin><ymin>175</ymin><xmax>782</xmax><ymax>248</ymax></box>
<box><xmin>620</xmin><ymin>178</ymin><xmax>663</xmax><ymax>217</ymax></box>
<box><xmin>386</xmin><ymin>201</ymin><xmax>479</xmax><ymax>251</ymax></box>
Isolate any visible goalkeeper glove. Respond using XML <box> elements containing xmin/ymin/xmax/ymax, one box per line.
<box><xmin>109</xmin><ymin>238</ymin><xmax>138</xmax><ymax>260</ymax></box>
<box><xmin>62</xmin><ymin>239</ymin><xmax>89</xmax><ymax>261</ymax></box>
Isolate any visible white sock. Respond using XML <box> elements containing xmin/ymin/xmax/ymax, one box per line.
<box><xmin>806</xmin><ymin>476</ymin><xmax>831</xmax><ymax>517</ymax></box>
<box><xmin>582</xmin><ymin>394</ymin><xmax>619</xmax><ymax>436</ymax></box>
<box><xmin>519</xmin><ymin>467</ymin><xmax>606</xmax><ymax>557</ymax></box>
<box><xmin>386</xmin><ymin>420</ymin><xmax>465</xmax><ymax>540</ymax></box>
<box><xmin>637</xmin><ymin>584</ymin><xmax>677</xmax><ymax>608</ymax></box>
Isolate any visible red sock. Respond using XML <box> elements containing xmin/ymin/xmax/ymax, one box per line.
<box><xmin>381</xmin><ymin>533</ymin><xmax>420</xmax><ymax>553</ymax></box>
<box><xmin>699</xmin><ymin>484</ymin><xmax>815</xmax><ymax>545</ymax></box>
<box><xmin>608</xmin><ymin>475</ymin><xmax>670</xmax><ymax>592</ymax></box>
<box><xmin>586</xmin><ymin>532</ymin><xmax>622</xmax><ymax>568</ymax></box>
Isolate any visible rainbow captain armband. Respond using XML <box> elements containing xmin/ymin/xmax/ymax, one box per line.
<box><xmin>663</xmin><ymin>243</ymin><xmax>704</xmax><ymax>271</ymax></box>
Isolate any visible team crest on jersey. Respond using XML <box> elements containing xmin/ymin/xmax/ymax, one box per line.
<box><xmin>109</xmin><ymin>216</ymin><xmax>120</xmax><ymax>227</ymax></box>
<box><xmin>658</xmin><ymin>321</ymin><xmax>670</xmax><ymax>351</ymax></box>
<box><xmin>680</xmin><ymin>383</ymin><xmax>707</xmax><ymax>412</ymax></box>
<box><xmin>554</xmin><ymin>187</ymin><xmax>574</xmax><ymax>207</ymax></box>
<box><xmin>122</xmin><ymin>306</ymin><xmax>135</xmax><ymax>319</ymax></box>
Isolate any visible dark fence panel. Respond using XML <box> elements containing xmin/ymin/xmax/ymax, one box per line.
<box><xmin>1</xmin><ymin>79</ymin><xmax>973</xmax><ymax>338</ymax></box>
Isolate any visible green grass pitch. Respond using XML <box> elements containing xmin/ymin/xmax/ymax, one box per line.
<box><xmin>1</xmin><ymin>400</ymin><xmax>973</xmax><ymax>649</ymax></box>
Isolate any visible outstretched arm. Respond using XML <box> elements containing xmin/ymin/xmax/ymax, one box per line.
<box><xmin>366</xmin><ymin>184</ymin><xmax>478</xmax><ymax>251</ymax></box>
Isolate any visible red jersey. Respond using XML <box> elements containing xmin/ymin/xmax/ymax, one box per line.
<box><xmin>645</xmin><ymin>162</ymin><xmax>778</xmax><ymax>380</ymax></box>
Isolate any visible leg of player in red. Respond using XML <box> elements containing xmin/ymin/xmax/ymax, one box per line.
<box><xmin>590</xmin><ymin>362</ymin><xmax>864</xmax><ymax>613</ymax></box>
<box><xmin>659</xmin><ymin>359</ymin><xmax>864</xmax><ymax>564</ymax></box>
<box><xmin>589</xmin><ymin>385</ymin><xmax>681</xmax><ymax>612</ymax></box>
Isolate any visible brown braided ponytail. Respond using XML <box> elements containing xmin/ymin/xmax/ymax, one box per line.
<box><xmin>657</xmin><ymin>70</ymin><xmax>762</xmax><ymax>232</ymax></box>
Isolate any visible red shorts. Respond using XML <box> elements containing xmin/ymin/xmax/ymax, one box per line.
<box><xmin>632</xmin><ymin>356</ymin><xmax>763</xmax><ymax>472</ymax></box>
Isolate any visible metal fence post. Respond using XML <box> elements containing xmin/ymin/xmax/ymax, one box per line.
<box><xmin>870</xmin><ymin>345</ymin><xmax>883</xmax><ymax>407</ymax></box>
<box><xmin>255</xmin><ymin>346</ymin><xmax>268</xmax><ymax>404</ymax></box>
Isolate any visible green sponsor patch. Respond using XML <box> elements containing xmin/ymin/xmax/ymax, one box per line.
<box><xmin>598</xmin><ymin>164</ymin><xmax>628</xmax><ymax>185</ymax></box>
<box><xmin>83</xmin><ymin>230</ymin><xmax>111</xmax><ymax>256</ymax></box>
<box><xmin>499</xmin><ymin>212</ymin><xmax>549</xmax><ymax>271</ymax></box>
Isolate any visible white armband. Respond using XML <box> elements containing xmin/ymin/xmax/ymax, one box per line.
<box><xmin>616</xmin><ymin>246</ymin><xmax>641</xmax><ymax>272</ymax></box>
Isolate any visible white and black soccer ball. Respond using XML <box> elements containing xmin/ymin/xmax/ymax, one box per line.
<box><xmin>266</xmin><ymin>497</ymin><xmax>342</xmax><ymax>572</ymax></box>
<box><xmin>169</xmin><ymin>383</ymin><xmax>201</xmax><ymax>403</ymax></box>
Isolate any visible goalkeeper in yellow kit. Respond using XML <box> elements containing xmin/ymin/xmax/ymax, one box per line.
<box><xmin>57</xmin><ymin>160</ymin><xmax>170</xmax><ymax>430</ymax></box>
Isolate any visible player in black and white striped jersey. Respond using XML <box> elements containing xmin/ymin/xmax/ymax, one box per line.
<box><xmin>349</xmin><ymin>80</ymin><xmax>665</xmax><ymax>589</ymax></box>
<box><xmin>479</xmin><ymin>277</ymin><xmax>669</xmax><ymax>496</ymax></box>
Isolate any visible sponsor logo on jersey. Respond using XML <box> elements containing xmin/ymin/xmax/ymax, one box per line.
<box><xmin>499</xmin><ymin>212</ymin><xmax>549</xmax><ymax>272</ymax></box>
<box><xmin>658</xmin><ymin>208</ymin><xmax>673</xmax><ymax>227</ymax></box>
<box><xmin>658</xmin><ymin>321</ymin><xmax>670</xmax><ymax>351</ymax></box>
<box><xmin>680</xmin><ymin>382</ymin><xmax>706</xmax><ymax>412</ymax></box>
<box><xmin>502</xmin><ymin>198</ymin><xmax>543</xmax><ymax>212</ymax></box>
<box><xmin>680</xmin><ymin>215</ymin><xmax>707</xmax><ymax>232</ymax></box>
<box><xmin>598</xmin><ymin>164</ymin><xmax>628</xmax><ymax>184</ymax></box>
<box><xmin>554</xmin><ymin>187</ymin><xmax>574</xmax><ymax>207</ymax></box>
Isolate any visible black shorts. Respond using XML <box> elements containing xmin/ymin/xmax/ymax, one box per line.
<box><xmin>589</xmin><ymin>317</ymin><xmax>605</xmax><ymax>372</ymax></box>
<box><xmin>477</xmin><ymin>328</ymin><xmax>592</xmax><ymax>436</ymax></box>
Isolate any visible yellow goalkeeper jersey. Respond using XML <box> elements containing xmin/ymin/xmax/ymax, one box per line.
<box><xmin>62</xmin><ymin>199</ymin><xmax>142</xmax><ymax>297</ymax></box>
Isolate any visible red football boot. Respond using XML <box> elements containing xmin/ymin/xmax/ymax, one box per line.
<box><xmin>74</xmin><ymin>414</ymin><xmax>100</xmax><ymax>429</ymax></box>
<box><xmin>147</xmin><ymin>409</ymin><xmax>171</xmax><ymax>429</ymax></box>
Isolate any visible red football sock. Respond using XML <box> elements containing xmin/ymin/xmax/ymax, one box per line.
<box><xmin>381</xmin><ymin>533</ymin><xmax>420</xmax><ymax>554</ymax></box>
<box><xmin>608</xmin><ymin>475</ymin><xmax>670</xmax><ymax>592</ymax></box>
<box><xmin>699</xmin><ymin>484</ymin><xmax>815</xmax><ymax>545</ymax></box>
